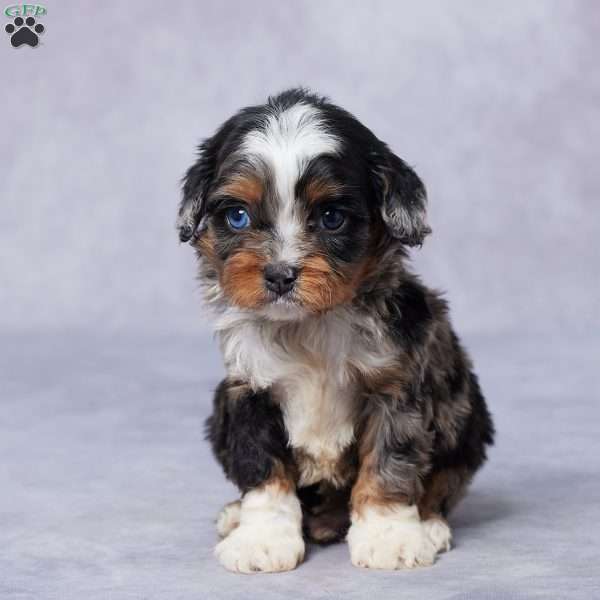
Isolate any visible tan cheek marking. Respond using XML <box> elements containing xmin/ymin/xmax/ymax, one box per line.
<box><xmin>297</xmin><ymin>255</ymin><xmax>374</xmax><ymax>312</ymax></box>
<box><xmin>221</xmin><ymin>250</ymin><xmax>267</xmax><ymax>309</ymax></box>
<box><xmin>296</xmin><ymin>255</ymin><xmax>335</xmax><ymax>311</ymax></box>
<box><xmin>219</xmin><ymin>176</ymin><xmax>263</xmax><ymax>205</ymax></box>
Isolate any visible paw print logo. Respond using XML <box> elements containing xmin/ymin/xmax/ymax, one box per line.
<box><xmin>5</xmin><ymin>16</ymin><xmax>45</xmax><ymax>48</ymax></box>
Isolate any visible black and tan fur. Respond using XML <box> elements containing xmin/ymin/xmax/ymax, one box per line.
<box><xmin>178</xmin><ymin>89</ymin><xmax>494</xmax><ymax>571</ymax></box>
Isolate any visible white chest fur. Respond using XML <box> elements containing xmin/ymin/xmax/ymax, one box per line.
<box><xmin>274</xmin><ymin>363</ymin><xmax>358</xmax><ymax>486</ymax></box>
<box><xmin>215</xmin><ymin>307</ymin><xmax>394</xmax><ymax>486</ymax></box>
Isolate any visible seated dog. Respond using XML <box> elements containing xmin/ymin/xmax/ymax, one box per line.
<box><xmin>178</xmin><ymin>89</ymin><xmax>494</xmax><ymax>573</ymax></box>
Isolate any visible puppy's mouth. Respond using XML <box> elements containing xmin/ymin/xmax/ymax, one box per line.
<box><xmin>259</xmin><ymin>290</ymin><xmax>306</xmax><ymax>320</ymax></box>
<box><xmin>265</xmin><ymin>289</ymin><xmax>298</xmax><ymax>304</ymax></box>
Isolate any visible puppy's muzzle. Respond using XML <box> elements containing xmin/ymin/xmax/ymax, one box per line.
<box><xmin>264</xmin><ymin>263</ymin><xmax>298</xmax><ymax>296</ymax></box>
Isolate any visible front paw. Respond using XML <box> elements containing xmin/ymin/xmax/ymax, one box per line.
<box><xmin>215</xmin><ymin>524</ymin><xmax>305</xmax><ymax>574</ymax></box>
<box><xmin>347</xmin><ymin>505</ymin><xmax>440</xmax><ymax>569</ymax></box>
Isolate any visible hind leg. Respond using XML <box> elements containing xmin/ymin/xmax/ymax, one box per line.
<box><xmin>216</xmin><ymin>500</ymin><xmax>241</xmax><ymax>538</ymax></box>
<box><xmin>299</xmin><ymin>484</ymin><xmax>351</xmax><ymax>544</ymax></box>
<box><xmin>304</xmin><ymin>506</ymin><xmax>350</xmax><ymax>544</ymax></box>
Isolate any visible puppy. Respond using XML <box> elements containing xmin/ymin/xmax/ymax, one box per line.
<box><xmin>178</xmin><ymin>89</ymin><xmax>494</xmax><ymax>573</ymax></box>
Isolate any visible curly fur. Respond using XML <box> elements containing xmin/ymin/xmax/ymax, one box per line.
<box><xmin>179</xmin><ymin>88</ymin><xmax>494</xmax><ymax>572</ymax></box>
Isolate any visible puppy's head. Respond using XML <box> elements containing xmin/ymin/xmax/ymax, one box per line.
<box><xmin>178</xmin><ymin>89</ymin><xmax>430</xmax><ymax>320</ymax></box>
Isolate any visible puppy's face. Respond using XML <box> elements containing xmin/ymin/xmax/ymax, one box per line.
<box><xmin>178</xmin><ymin>90</ymin><xmax>430</xmax><ymax>320</ymax></box>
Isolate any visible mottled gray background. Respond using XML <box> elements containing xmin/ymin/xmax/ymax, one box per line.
<box><xmin>2</xmin><ymin>0</ymin><xmax>598</xmax><ymax>336</ymax></box>
<box><xmin>1</xmin><ymin>2</ymin><xmax>599</xmax><ymax>599</ymax></box>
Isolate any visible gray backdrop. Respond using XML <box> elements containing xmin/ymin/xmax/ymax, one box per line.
<box><xmin>2</xmin><ymin>0</ymin><xmax>598</xmax><ymax>336</ymax></box>
<box><xmin>1</xmin><ymin>2</ymin><xmax>599</xmax><ymax>599</ymax></box>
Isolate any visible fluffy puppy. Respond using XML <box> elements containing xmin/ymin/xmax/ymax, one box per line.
<box><xmin>178</xmin><ymin>89</ymin><xmax>494</xmax><ymax>573</ymax></box>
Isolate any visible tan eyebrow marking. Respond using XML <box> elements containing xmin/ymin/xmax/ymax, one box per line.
<box><xmin>305</xmin><ymin>178</ymin><xmax>343</xmax><ymax>205</ymax></box>
<box><xmin>218</xmin><ymin>176</ymin><xmax>263</xmax><ymax>205</ymax></box>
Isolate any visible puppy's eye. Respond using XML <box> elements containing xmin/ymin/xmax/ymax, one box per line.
<box><xmin>225</xmin><ymin>207</ymin><xmax>251</xmax><ymax>231</ymax></box>
<box><xmin>320</xmin><ymin>208</ymin><xmax>345</xmax><ymax>231</ymax></box>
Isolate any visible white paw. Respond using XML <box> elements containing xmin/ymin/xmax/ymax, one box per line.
<box><xmin>216</xmin><ymin>500</ymin><xmax>241</xmax><ymax>538</ymax></box>
<box><xmin>215</xmin><ymin>523</ymin><xmax>305</xmax><ymax>573</ymax></box>
<box><xmin>347</xmin><ymin>505</ymin><xmax>440</xmax><ymax>569</ymax></box>
<box><xmin>214</xmin><ymin>483</ymin><xmax>305</xmax><ymax>574</ymax></box>
<box><xmin>422</xmin><ymin>517</ymin><xmax>452</xmax><ymax>553</ymax></box>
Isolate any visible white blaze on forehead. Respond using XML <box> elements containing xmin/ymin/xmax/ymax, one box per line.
<box><xmin>242</xmin><ymin>103</ymin><xmax>339</xmax><ymax>263</ymax></box>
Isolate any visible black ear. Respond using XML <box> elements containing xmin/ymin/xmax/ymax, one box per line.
<box><xmin>372</xmin><ymin>148</ymin><xmax>431</xmax><ymax>247</ymax></box>
<box><xmin>177</xmin><ymin>133</ymin><xmax>223</xmax><ymax>243</ymax></box>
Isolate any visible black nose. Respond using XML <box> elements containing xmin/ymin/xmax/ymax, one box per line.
<box><xmin>264</xmin><ymin>263</ymin><xmax>299</xmax><ymax>296</ymax></box>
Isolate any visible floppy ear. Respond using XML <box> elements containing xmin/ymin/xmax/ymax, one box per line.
<box><xmin>177</xmin><ymin>134</ymin><xmax>223</xmax><ymax>243</ymax></box>
<box><xmin>372</xmin><ymin>148</ymin><xmax>431</xmax><ymax>247</ymax></box>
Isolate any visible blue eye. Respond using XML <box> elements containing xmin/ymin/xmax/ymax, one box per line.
<box><xmin>226</xmin><ymin>207</ymin><xmax>250</xmax><ymax>230</ymax></box>
<box><xmin>321</xmin><ymin>208</ymin><xmax>345</xmax><ymax>231</ymax></box>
